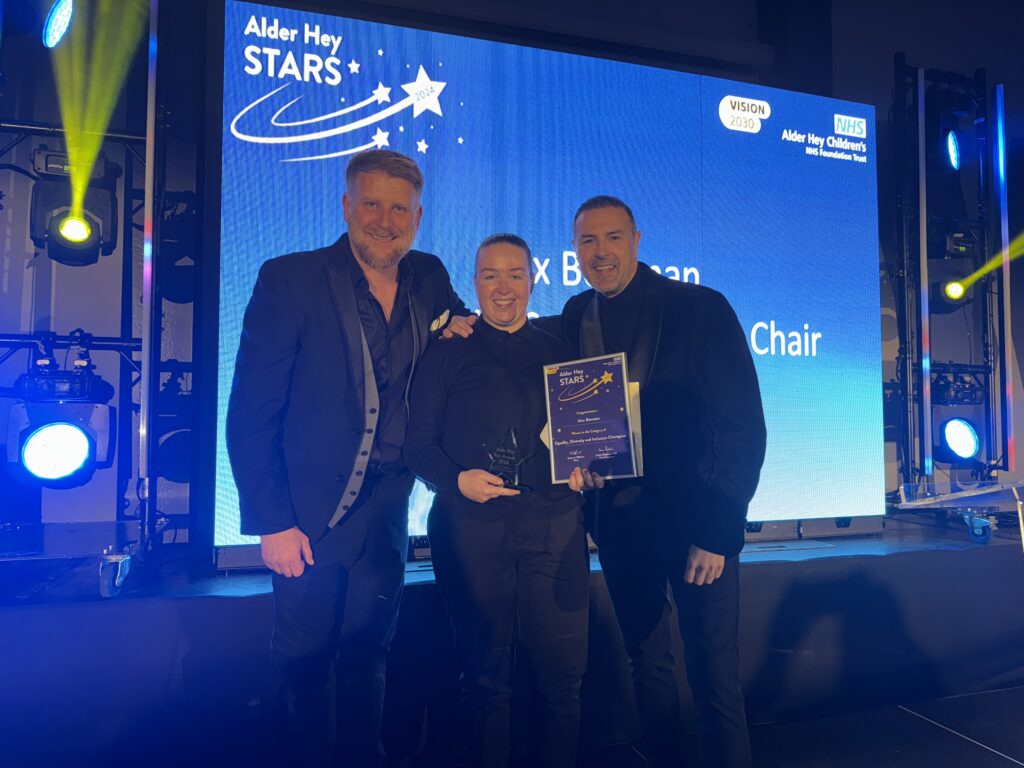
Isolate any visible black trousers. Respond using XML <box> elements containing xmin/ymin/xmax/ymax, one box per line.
<box><xmin>597</xmin><ymin>502</ymin><xmax>751</xmax><ymax>768</ymax></box>
<box><xmin>428</xmin><ymin>500</ymin><xmax>590</xmax><ymax>768</ymax></box>
<box><xmin>270</xmin><ymin>472</ymin><xmax>412</xmax><ymax>768</ymax></box>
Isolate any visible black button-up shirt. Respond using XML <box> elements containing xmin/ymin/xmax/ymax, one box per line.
<box><xmin>348</xmin><ymin>248</ymin><xmax>415</xmax><ymax>466</ymax></box>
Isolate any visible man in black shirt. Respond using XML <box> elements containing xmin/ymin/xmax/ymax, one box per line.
<box><xmin>405</xmin><ymin>234</ymin><xmax>596</xmax><ymax>768</ymax></box>
<box><xmin>549</xmin><ymin>196</ymin><xmax>767</xmax><ymax>768</ymax></box>
<box><xmin>227</xmin><ymin>150</ymin><xmax>474</xmax><ymax>766</ymax></box>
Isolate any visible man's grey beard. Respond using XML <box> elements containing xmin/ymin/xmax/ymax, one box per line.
<box><xmin>352</xmin><ymin>240</ymin><xmax>406</xmax><ymax>270</ymax></box>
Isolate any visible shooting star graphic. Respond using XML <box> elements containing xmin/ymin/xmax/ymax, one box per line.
<box><xmin>271</xmin><ymin>82</ymin><xmax>393</xmax><ymax>127</ymax></box>
<box><xmin>229</xmin><ymin>66</ymin><xmax>446</xmax><ymax>146</ymax></box>
<box><xmin>558</xmin><ymin>371</ymin><xmax>615</xmax><ymax>404</ymax></box>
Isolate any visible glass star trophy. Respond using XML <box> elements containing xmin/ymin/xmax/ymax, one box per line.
<box><xmin>485</xmin><ymin>427</ymin><xmax>533</xmax><ymax>492</ymax></box>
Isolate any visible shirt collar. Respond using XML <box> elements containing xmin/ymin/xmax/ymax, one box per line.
<box><xmin>475</xmin><ymin>317</ymin><xmax>537</xmax><ymax>341</ymax></box>
<box><xmin>598</xmin><ymin>261</ymin><xmax>648</xmax><ymax>309</ymax></box>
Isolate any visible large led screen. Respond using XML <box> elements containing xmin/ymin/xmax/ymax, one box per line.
<box><xmin>214</xmin><ymin>0</ymin><xmax>884</xmax><ymax>547</ymax></box>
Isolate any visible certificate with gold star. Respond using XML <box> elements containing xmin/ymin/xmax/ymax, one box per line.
<box><xmin>543</xmin><ymin>352</ymin><xmax>639</xmax><ymax>483</ymax></box>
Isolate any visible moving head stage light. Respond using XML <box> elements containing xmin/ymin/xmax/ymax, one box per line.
<box><xmin>5</xmin><ymin>353</ymin><xmax>116</xmax><ymax>489</ymax></box>
<box><xmin>29</xmin><ymin>146</ymin><xmax>119</xmax><ymax>266</ymax></box>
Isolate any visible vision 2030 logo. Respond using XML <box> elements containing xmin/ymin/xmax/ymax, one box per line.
<box><xmin>833</xmin><ymin>114</ymin><xmax>867</xmax><ymax>138</ymax></box>
<box><xmin>719</xmin><ymin>96</ymin><xmax>771</xmax><ymax>134</ymax></box>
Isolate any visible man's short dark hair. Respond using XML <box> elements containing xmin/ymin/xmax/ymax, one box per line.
<box><xmin>573</xmin><ymin>195</ymin><xmax>637</xmax><ymax>231</ymax></box>
<box><xmin>345</xmin><ymin>149</ymin><xmax>424</xmax><ymax>194</ymax></box>
<box><xmin>475</xmin><ymin>233</ymin><xmax>534</xmax><ymax>278</ymax></box>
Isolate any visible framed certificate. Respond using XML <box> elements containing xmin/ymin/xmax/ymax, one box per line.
<box><xmin>543</xmin><ymin>353</ymin><xmax>640</xmax><ymax>483</ymax></box>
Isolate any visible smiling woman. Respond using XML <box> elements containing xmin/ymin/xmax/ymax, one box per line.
<box><xmin>404</xmin><ymin>231</ymin><xmax>589</xmax><ymax>768</ymax></box>
<box><xmin>474</xmin><ymin>234</ymin><xmax>533</xmax><ymax>333</ymax></box>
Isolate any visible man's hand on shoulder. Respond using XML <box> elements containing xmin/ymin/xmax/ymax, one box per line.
<box><xmin>684</xmin><ymin>544</ymin><xmax>725</xmax><ymax>586</ymax></box>
<box><xmin>441</xmin><ymin>313</ymin><xmax>478</xmax><ymax>339</ymax></box>
<box><xmin>261</xmin><ymin>526</ymin><xmax>314</xmax><ymax>577</ymax></box>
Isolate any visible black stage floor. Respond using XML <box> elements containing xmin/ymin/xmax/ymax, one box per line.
<box><xmin>1</xmin><ymin>515</ymin><xmax>1022</xmax><ymax>767</ymax></box>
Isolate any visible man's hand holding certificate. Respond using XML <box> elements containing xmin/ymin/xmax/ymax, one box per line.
<box><xmin>543</xmin><ymin>352</ymin><xmax>641</xmax><ymax>483</ymax></box>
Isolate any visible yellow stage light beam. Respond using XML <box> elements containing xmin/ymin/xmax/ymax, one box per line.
<box><xmin>953</xmin><ymin>231</ymin><xmax>1024</xmax><ymax>294</ymax></box>
<box><xmin>49</xmin><ymin>0</ymin><xmax>148</xmax><ymax>221</ymax></box>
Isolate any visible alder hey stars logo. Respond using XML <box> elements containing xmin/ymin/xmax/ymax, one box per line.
<box><xmin>231</xmin><ymin>14</ymin><xmax>459</xmax><ymax>163</ymax></box>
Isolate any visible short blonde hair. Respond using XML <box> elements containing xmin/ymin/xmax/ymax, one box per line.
<box><xmin>345</xmin><ymin>150</ymin><xmax>424</xmax><ymax>193</ymax></box>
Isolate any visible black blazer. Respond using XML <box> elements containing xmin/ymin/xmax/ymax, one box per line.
<box><xmin>226</xmin><ymin>235</ymin><xmax>467</xmax><ymax>539</ymax></box>
<box><xmin>549</xmin><ymin>263</ymin><xmax>766</xmax><ymax>558</ymax></box>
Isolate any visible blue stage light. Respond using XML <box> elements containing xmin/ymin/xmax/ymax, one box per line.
<box><xmin>942</xmin><ymin>418</ymin><xmax>980</xmax><ymax>460</ymax></box>
<box><xmin>21</xmin><ymin>422</ymin><xmax>91</xmax><ymax>480</ymax></box>
<box><xmin>42</xmin><ymin>0</ymin><xmax>74</xmax><ymax>49</ymax></box>
<box><xmin>945</xmin><ymin>130</ymin><xmax>960</xmax><ymax>171</ymax></box>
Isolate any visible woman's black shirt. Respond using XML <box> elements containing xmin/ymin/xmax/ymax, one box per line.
<box><xmin>405</xmin><ymin>319</ymin><xmax>580</xmax><ymax>513</ymax></box>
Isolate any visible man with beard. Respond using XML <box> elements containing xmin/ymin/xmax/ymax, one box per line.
<box><xmin>547</xmin><ymin>196</ymin><xmax>766</xmax><ymax>768</ymax></box>
<box><xmin>227</xmin><ymin>150</ymin><xmax>474</xmax><ymax>766</ymax></box>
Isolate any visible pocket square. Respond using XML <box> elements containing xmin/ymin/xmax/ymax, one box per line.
<box><xmin>429</xmin><ymin>309</ymin><xmax>451</xmax><ymax>333</ymax></box>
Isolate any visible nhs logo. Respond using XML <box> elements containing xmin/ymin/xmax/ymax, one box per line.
<box><xmin>834</xmin><ymin>114</ymin><xmax>867</xmax><ymax>138</ymax></box>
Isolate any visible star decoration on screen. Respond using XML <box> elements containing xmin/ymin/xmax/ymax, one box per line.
<box><xmin>401</xmin><ymin>66</ymin><xmax>446</xmax><ymax>117</ymax></box>
<box><xmin>416</xmin><ymin>139</ymin><xmax>428</xmax><ymax>154</ymax></box>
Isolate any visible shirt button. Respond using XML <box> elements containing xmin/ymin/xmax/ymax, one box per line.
<box><xmin>366</xmin><ymin>428</ymin><xmax>374</xmax><ymax>434</ymax></box>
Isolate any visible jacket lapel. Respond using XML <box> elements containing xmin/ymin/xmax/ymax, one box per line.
<box><xmin>408</xmin><ymin>275</ymin><xmax>430</xmax><ymax>364</ymax></box>
<box><xmin>628</xmin><ymin>264</ymin><xmax>665</xmax><ymax>392</ymax></box>
<box><xmin>573</xmin><ymin>265</ymin><xmax>664</xmax><ymax>391</ymax></box>
<box><xmin>325</xmin><ymin>236</ymin><xmax>366</xmax><ymax>425</ymax></box>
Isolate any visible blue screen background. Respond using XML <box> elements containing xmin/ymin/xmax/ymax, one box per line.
<box><xmin>215</xmin><ymin>0</ymin><xmax>884</xmax><ymax>546</ymax></box>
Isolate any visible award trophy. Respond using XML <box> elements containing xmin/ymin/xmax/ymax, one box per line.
<box><xmin>485</xmin><ymin>427</ymin><xmax>533</xmax><ymax>492</ymax></box>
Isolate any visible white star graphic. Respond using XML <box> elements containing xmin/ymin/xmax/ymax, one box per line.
<box><xmin>347</xmin><ymin>59</ymin><xmax>360</xmax><ymax>74</ymax></box>
<box><xmin>458</xmin><ymin>137</ymin><xmax>464</xmax><ymax>144</ymax></box>
<box><xmin>372</xmin><ymin>82</ymin><xmax>391</xmax><ymax>103</ymax></box>
<box><xmin>398</xmin><ymin>126</ymin><xmax>405</xmax><ymax>132</ymax></box>
<box><xmin>401</xmin><ymin>66</ymin><xmax>446</xmax><ymax>117</ymax></box>
<box><xmin>416</xmin><ymin>139</ymin><xmax>428</xmax><ymax>154</ymax></box>
<box><xmin>372</xmin><ymin>128</ymin><xmax>389</xmax><ymax>148</ymax></box>
<box><xmin>377</xmin><ymin>49</ymin><xmax>384</xmax><ymax>56</ymax></box>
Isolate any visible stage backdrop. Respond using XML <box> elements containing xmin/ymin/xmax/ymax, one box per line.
<box><xmin>214</xmin><ymin>0</ymin><xmax>884</xmax><ymax>546</ymax></box>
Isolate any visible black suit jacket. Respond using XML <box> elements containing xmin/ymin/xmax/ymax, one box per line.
<box><xmin>226</xmin><ymin>234</ymin><xmax>467</xmax><ymax>540</ymax></box>
<box><xmin>549</xmin><ymin>263</ymin><xmax>766</xmax><ymax>558</ymax></box>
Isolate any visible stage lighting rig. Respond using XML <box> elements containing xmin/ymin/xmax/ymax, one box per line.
<box><xmin>931</xmin><ymin>368</ymin><xmax>984</xmax><ymax>406</ymax></box>
<box><xmin>45</xmin><ymin>210</ymin><xmax>102</xmax><ymax>265</ymax></box>
<box><xmin>928</xmin><ymin>254</ymin><xmax>977</xmax><ymax>313</ymax></box>
<box><xmin>942</xmin><ymin>281</ymin><xmax>965</xmax><ymax>302</ymax></box>
<box><xmin>29</xmin><ymin>145</ymin><xmax>119</xmax><ymax>266</ymax></box>
<box><xmin>893</xmin><ymin>56</ymin><xmax>1011</xmax><ymax>486</ymax></box>
<box><xmin>5</xmin><ymin>345</ymin><xmax>116</xmax><ymax>489</ymax></box>
<box><xmin>42</xmin><ymin>0</ymin><xmax>74</xmax><ymax>48</ymax></box>
<box><xmin>935</xmin><ymin>417</ymin><xmax>982</xmax><ymax>464</ymax></box>
<box><xmin>945</xmin><ymin>130</ymin><xmax>960</xmax><ymax>171</ymax></box>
